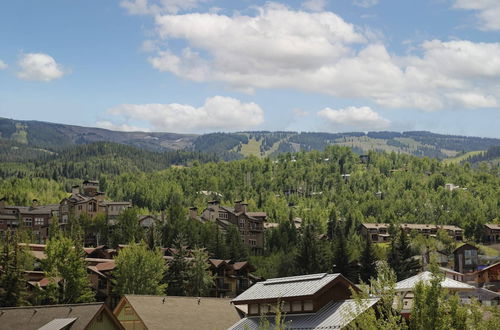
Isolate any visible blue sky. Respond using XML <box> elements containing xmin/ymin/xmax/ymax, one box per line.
<box><xmin>1</xmin><ymin>0</ymin><xmax>499</xmax><ymax>137</ymax></box>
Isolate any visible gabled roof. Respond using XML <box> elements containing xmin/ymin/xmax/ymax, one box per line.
<box><xmin>229</xmin><ymin>298</ymin><xmax>379</xmax><ymax>330</ymax></box>
<box><xmin>458</xmin><ymin>287</ymin><xmax>500</xmax><ymax>302</ymax></box>
<box><xmin>115</xmin><ymin>295</ymin><xmax>240</xmax><ymax>330</ymax></box>
<box><xmin>232</xmin><ymin>273</ymin><xmax>346</xmax><ymax>303</ymax></box>
<box><xmin>477</xmin><ymin>261</ymin><xmax>500</xmax><ymax>273</ymax></box>
<box><xmin>0</xmin><ymin>303</ymin><xmax>123</xmax><ymax>330</ymax></box>
<box><xmin>484</xmin><ymin>223</ymin><xmax>500</xmax><ymax>230</ymax></box>
<box><xmin>395</xmin><ymin>271</ymin><xmax>475</xmax><ymax>291</ymax></box>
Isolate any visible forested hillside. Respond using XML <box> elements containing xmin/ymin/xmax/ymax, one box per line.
<box><xmin>2</xmin><ymin>117</ymin><xmax>499</xmax><ymax>159</ymax></box>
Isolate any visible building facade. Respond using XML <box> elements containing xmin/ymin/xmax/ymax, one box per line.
<box><xmin>193</xmin><ymin>200</ymin><xmax>267</xmax><ymax>252</ymax></box>
<box><xmin>360</xmin><ymin>223</ymin><xmax>464</xmax><ymax>243</ymax></box>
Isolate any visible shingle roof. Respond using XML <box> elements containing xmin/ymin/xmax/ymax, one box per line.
<box><xmin>0</xmin><ymin>303</ymin><xmax>122</xmax><ymax>330</ymax></box>
<box><xmin>395</xmin><ymin>271</ymin><xmax>475</xmax><ymax>291</ymax></box>
<box><xmin>229</xmin><ymin>298</ymin><xmax>379</xmax><ymax>330</ymax></box>
<box><xmin>485</xmin><ymin>223</ymin><xmax>500</xmax><ymax>230</ymax></box>
<box><xmin>232</xmin><ymin>273</ymin><xmax>341</xmax><ymax>303</ymax></box>
<box><xmin>118</xmin><ymin>295</ymin><xmax>240</xmax><ymax>330</ymax></box>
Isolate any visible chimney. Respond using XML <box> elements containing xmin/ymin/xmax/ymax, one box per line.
<box><xmin>189</xmin><ymin>207</ymin><xmax>198</xmax><ymax>220</ymax></box>
<box><xmin>234</xmin><ymin>200</ymin><xmax>248</xmax><ymax>213</ymax></box>
<box><xmin>71</xmin><ymin>185</ymin><xmax>80</xmax><ymax>196</ymax></box>
<box><xmin>31</xmin><ymin>199</ymin><xmax>39</xmax><ymax>209</ymax></box>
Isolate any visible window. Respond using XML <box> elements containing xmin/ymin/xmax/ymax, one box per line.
<box><xmin>219</xmin><ymin>212</ymin><xmax>228</xmax><ymax>220</ymax></box>
<box><xmin>60</xmin><ymin>215</ymin><xmax>68</xmax><ymax>224</ymax></box>
<box><xmin>24</xmin><ymin>217</ymin><xmax>32</xmax><ymax>227</ymax></box>
<box><xmin>292</xmin><ymin>301</ymin><xmax>302</xmax><ymax>312</ymax></box>
<box><xmin>304</xmin><ymin>300</ymin><xmax>313</xmax><ymax>311</ymax></box>
<box><xmin>260</xmin><ymin>304</ymin><xmax>270</xmax><ymax>313</ymax></box>
<box><xmin>239</xmin><ymin>218</ymin><xmax>245</xmax><ymax>227</ymax></box>
<box><xmin>35</xmin><ymin>218</ymin><xmax>44</xmax><ymax>226</ymax></box>
<box><xmin>249</xmin><ymin>239</ymin><xmax>257</xmax><ymax>246</ymax></box>
<box><xmin>249</xmin><ymin>304</ymin><xmax>259</xmax><ymax>315</ymax></box>
<box><xmin>282</xmin><ymin>302</ymin><xmax>291</xmax><ymax>312</ymax></box>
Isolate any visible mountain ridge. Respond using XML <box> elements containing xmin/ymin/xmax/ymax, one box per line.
<box><xmin>1</xmin><ymin>117</ymin><xmax>500</xmax><ymax>160</ymax></box>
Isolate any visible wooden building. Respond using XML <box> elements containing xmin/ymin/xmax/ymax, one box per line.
<box><xmin>476</xmin><ymin>261</ymin><xmax>500</xmax><ymax>292</ymax></box>
<box><xmin>59</xmin><ymin>180</ymin><xmax>131</xmax><ymax>225</ymax></box>
<box><xmin>360</xmin><ymin>223</ymin><xmax>463</xmax><ymax>243</ymax></box>
<box><xmin>230</xmin><ymin>273</ymin><xmax>379</xmax><ymax>329</ymax></box>
<box><xmin>484</xmin><ymin>223</ymin><xmax>500</xmax><ymax>244</ymax></box>
<box><xmin>209</xmin><ymin>259</ymin><xmax>258</xmax><ymax>298</ymax></box>
<box><xmin>193</xmin><ymin>200</ymin><xmax>267</xmax><ymax>252</ymax></box>
<box><xmin>453</xmin><ymin>243</ymin><xmax>479</xmax><ymax>274</ymax></box>
<box><xmin>0</xmin><ymin>198</ymin><xmax>59</xmax><ymax>243</ymax></box>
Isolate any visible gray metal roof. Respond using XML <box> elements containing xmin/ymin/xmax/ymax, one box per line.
<box><xmin>229</xmin><ymin>298</ymin><xmax>379</xmax><ymax>329</ymax></box>
<box><xmin>38</xmin><ymin>318</ymin><xmax>77</xmax><ymax>330</ymax></box>
<box><xmin>232</xmin><ymin>273</ymin><xmax>340</xmax><ymax>303</ymax></box>
<box><xmin>395</xmin><ymin>271</ymin><xmax>475</xmax><ymax>292</ymax></box>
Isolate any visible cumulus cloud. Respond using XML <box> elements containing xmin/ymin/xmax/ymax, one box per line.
<box><xmin>318</xmin><ymin>106</ymin><xmax>390</xmax><ymax>130</ymax></box>
<box><xmin>120</xmin><ymin>0</ymin><xmax>210</xmax><ymax>15</ymax></box>
<box><xmin>302</xmin><ymin>0</ymin><xmax>327</xmax><ymax>12</ymax></box>
<box><xmin>96</xmin><ymin>121</ymin><xmax>151</xmax><ymax>132</ymax></box>
<box><xmin>0</xmin><ymin>59</ymin><xmax>7</xmax><ymax>70</ymax></box>
<box><xmin>17</xmin><ymin>53</ymin><xmax>66</xmax><ymax>82</ymax></box>
<box><xmin>353</xmin><ymin>0</ymin><xmax>379</xmax><ymax>8</ymax></box>
<box><xmin>105</xmin><ymin>96</ymin><xmax>264</xmax><ymax>133</ymax></box>
<box><xmin>143</xmin><ymin>4</ymin><xmax>500</xmax><ymax>111</ymax></box>
<box><xmin>453</xmin><ymin>0</ymin><xmax>500</xmax><ymax>31</ymax></box>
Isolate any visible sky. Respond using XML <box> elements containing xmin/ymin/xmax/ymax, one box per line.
<box><xmin>1</xmin><ymin>0</ymin><xmax>499</xmax><ymax>137</ymax></box>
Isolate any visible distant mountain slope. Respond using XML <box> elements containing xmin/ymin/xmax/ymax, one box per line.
<box><xmin>0</xmin><ymin>117</ymin><xmax>197</xmax><ymax>152</ymax></box>
<box><xmin>1</xmin><ymin>117</ymin><xmax>499</xmax><ymax>160</ymax></box>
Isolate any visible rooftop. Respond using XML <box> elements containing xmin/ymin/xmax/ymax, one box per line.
<box><xmin>232</xmin><ymin>273</ymin><xmax>341</xmax><ymax>303</ymax></box>
<box><xmin>395</xmin><ymin>271</ymin><xmax>475</xmax><ymax>292</ymax></box>
<box><xmin>229</xmin><ymin>298</ymin><xmax>379</xmax><ymax>330</ymax></box>
<box><xmin>116</xmin><ymin>295</ymin><xmax>240</xmax><ymax>330</ymax></box>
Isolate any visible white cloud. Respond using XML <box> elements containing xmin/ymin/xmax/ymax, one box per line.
<box><xmin>453</xmin><ymin>0</ymin><xmax>500</xmax><ymax>31</ymax></box>
<box><xmin>143</xmin><ymin>4</ymin><xmax>500</xmax><ymax>111</ymax></box>
<box><xmin>96</xmin><ymin>121</ymin><xmax>151</xmax><ymax>132</ymax></box>
<box><xmin>120</xmin><ymin>0</ymin><xmax>210</xmax><ymax>15</ymax></box>
<box><xmin>17</xmin><ymin>53</ymin><xmax>66</xmax><ymax>82</ymax></box>
<box><xmin>353</xmin><ymin>0</ymin><xmax>379</xmax><ymax>8</ymax></box>
<box><xmin>302</xmin><ymin>0</ymin><xmax>327</xmax><ymax>12</ymax></box>
<box><xmin>106</xmin><ymin>96</ymin><xmax>264</xmax><ymax>133</ymax></box>
<box><xmin>0</xmin><ymin>59</ymin><xmax>7</xmax><ymax>70</ymax></box>
<box><xmin>318</xmin><ymin>106</ymin><xmax>390</xmax><ymax>130</ymax></box>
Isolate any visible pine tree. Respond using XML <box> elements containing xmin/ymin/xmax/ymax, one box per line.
<box><xmin>165</xmin><ymin>235</ymin><xmax>190</xmax><ymax>296</ymax></box>
<box><xmin>389</xmin><ymin>228</ymin><xmax>421</xmax><ymax>281</ymax></box>
<box><xmin>113</xmin><ymin>242</ymin><xmax>167</xmax><ymax>295</ymax></box>
<box><xmin>295</xmin><ymin>224</ymin><xmax>323</xmax><ymax>275</ymax></box>
<box><xmin>0</xmin><ymin>232</ymin><xmax>28</xmax><ymax>307</ymax></box>
<box><xmin>332</xmin><ymin>223</ymin><xmax>357</xmax><ymax>281</ymax></box>
<box><xmin>225</xmin><ymin>225</ymin><xmax>247</xmax><ymax>261</ymax></box>
<box><xmin>359</xmin><ymin>237</ymin><xmax>377</xmax><ymax>283</ymax></box>
<box><xmin>184</xmin><ymin>249</ymin><xmax>214</xmax><ymax>297</ymax></box>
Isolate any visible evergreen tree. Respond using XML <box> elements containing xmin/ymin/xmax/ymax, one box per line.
<box><xmin>359</xmin><ymin>237</ymin><xmax>377</xmax><ymax>283</ymax></box>
<box><xmin>389</xmin><ymin>228</ymin><xmax>421</xmax><ymax>281</ymax></box>
<box><xmin>295</xmin><ymin>224</ymin><xmax>323</xmax><ymax>275</ymax></box>
<box><xmin>184</xmin><ymin>249</ymin><xmax>214</xmax><ymax>297</ymax></box>
<box><xmin>225</xmin><ymin>225</ymin><xmax>247</xmax><ymax>260</ymax></box>
<box><xmin>43</xmin><ymin>234</ymin><xmax>94</xmax><ymax>303</ymax></box>
<box><xmin>165</xmin><ymin>235</ymin><xmax>190</xmax><ymax>296</ymax></box>
<box><xmin>332</xmin><ymin>223</ymin><xmax>357</xmax><ymax>282</ymax></box>
<box><xmin>0</xmin><ymin>232</ymin><xmax>28</xmax><ymax>307</ymax></box>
